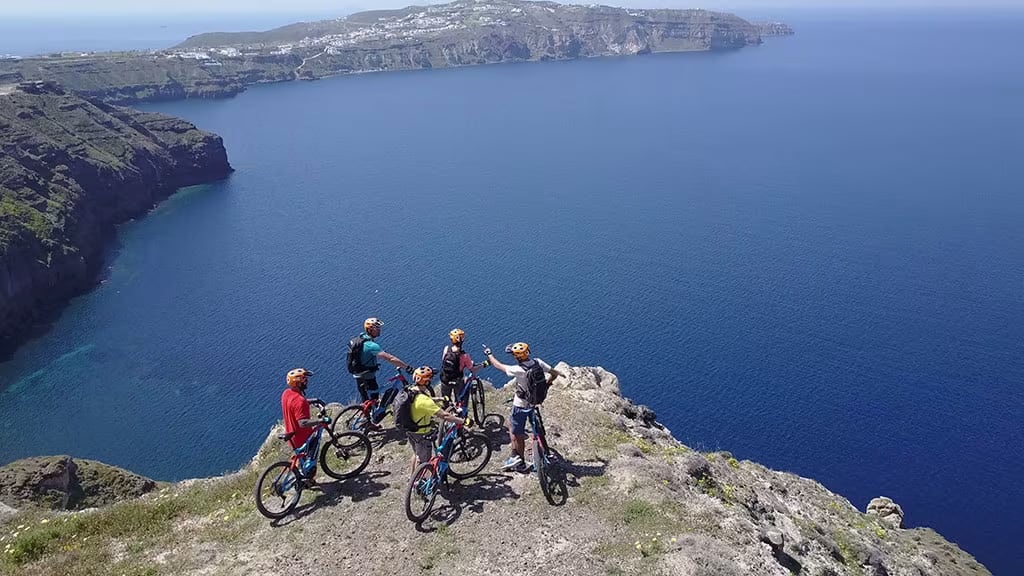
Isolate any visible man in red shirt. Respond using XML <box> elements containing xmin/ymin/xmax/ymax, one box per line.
<box><xmin>280</xmin><ymin>368</ymin><xmax>326</xmax><ymax>481</ymax></box>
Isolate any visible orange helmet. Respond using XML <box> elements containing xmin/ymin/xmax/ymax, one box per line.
<box><xmin>413</xmin><ymin>366</ymin><xmax>434</xmax><ymax>385</ymax></box>
<box><xmin>286</xmin><ymin>368</ymin><xmax>312</xmax><ymax>388</ymax></box>
<box><xmin>510</xmin><ymin>342</ymin><xmax>530</xmax><ymax>361</ymax></box>
<box><xmin>364</xmin><ymin>317</ymin><xmax>383</xmax><ymax>331</ymax></box>
<box><xmin>449</xmin><ymin>328</ymin><xmax>465</xmax><ymax>344</ymax></box>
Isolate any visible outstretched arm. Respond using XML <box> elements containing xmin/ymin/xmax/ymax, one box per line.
<box><xmin>378</xmin><ymin>351</ymin><xmax>411</xmax><ymax>371</ymax></box>
<box><xmin>436</xmin><ymin>409</ymin><xmax>467</xmax><ymax>426</ymax></box>
<box><xmin>546</xmin><ymin>366</ymin><xmax>562</xmax><ymax>383</ymax></box>
<box><xmin>486</xmin><ymin>353</ymin><xmax>511</xmax><ymax>375</ymax></box>
<box><xmin>295</xmin><ymin>403</ymin><xmax>327</xmax><ymax>428</ymax></box>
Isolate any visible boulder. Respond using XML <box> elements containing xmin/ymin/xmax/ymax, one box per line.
<box><xmin>0</xmin><ymin>455</ymin><xmax>158</xmax><ymax>510</ymax></box>
<box><xmin>866</xmin><ymin>496</ymin><xmax>905</xmax><ymax>529</ymax></box>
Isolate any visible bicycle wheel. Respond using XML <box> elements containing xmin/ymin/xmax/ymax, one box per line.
<box><xmin>538</xmin><ymin>447</ymin><xmax>568</xmax><ymax>506</ymax></box>
<box><xmin>320</xmin><ymin>431</ymin><xmax>372</xmax><ymax>480</ymax></box>
<box><xmin>331</xmin><ymin>405</ymin><xmax>371</xmax><ymax>435</ymax></box>
<box><xmin>470</xmin><ymin>380</ymin><xmax>486</xmax><ymax>425</ymax></box>
<box><xmin>448</xmin><ymin>431</ymin><xmax>493</xmax><ymax>479</ymax></box>
<box><xmin>254</xmin><ymin>461</ymin><xmax>302</xmax><ymax>519</ymax></box>
<box><xmin>405</xmin><ymin>462</ymin><xmax>440</xmax><ymax>523</ymax></box>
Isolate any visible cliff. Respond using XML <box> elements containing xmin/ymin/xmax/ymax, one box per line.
<box><xmin>755</xmin><ymin>21</ymin><xmax>795</xmax><ymax>37</ymax></box>
<box><xmin>0</xmin><ymin>365</ymin><xmax>989</xmax><ymax>576</ymax></box>
<box><xmin>0</xmin><ymin>456</ymin><xmax>159</xmax><ymax>512</ymax></box>
<box><xmin>0</xmin><ymin>81</ymin><xmax>232</xmax><ymax>353</ymax></box>
<box><xmin>0</xmin><ymin>0</ymin><xmax>784</xmax><ymax>105</ymax></box>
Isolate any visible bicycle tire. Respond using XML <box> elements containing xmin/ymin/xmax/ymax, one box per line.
<box><xmin>331</xmin><ymin>404</ymin><xmax>371</xmax><ymax>435</ymax></box>
<box><xmin>254</xmin><ymin>461</ymin><xmax>302</xmax><ymax>519</ymax></box>
<box><xmin>405</xmin><ymin>461</ymin><xmax>440</xmax><ymax>522</ymax></box>
<box><xmin>320</xmin><ymin>431</ymin><xmax>372</xmax><ymax>480</ymax></box>
<box><xmin>470</xmin><ymin>380</ymin><xmax>486</xmax><ymax>425</ymax></box>
<box><xmin>538</xmin><ymin>446</ymin><xmax>568</xmax><ymax>506</ymax></box>
<box><xmin>448</xmin><ymin>431</ymin><xmax>493</xmax><ymax>479</ymax></box>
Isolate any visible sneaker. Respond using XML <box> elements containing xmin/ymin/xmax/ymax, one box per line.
<box><xmin>515</xmin><ymin>462</ymin><xmax>532</xmax><ymax>474</ymax></box>
<box><xmin>501</xmin><ymin>455</ymin><xmax>523</xmax><ymax>471</ymax></box>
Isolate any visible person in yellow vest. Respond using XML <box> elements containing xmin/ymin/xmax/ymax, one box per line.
<box><xmin>406</xmin><ymin>366</ymin><xmax>466</xmax><ymax>476</ymax></box>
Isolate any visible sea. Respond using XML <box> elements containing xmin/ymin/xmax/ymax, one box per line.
<box><xmin>0</xmin><ymin>8</ymin><xmax>1022</xmax><ymax>574</ymax></box>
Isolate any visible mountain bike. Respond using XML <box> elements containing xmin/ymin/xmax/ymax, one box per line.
<box><xmin>404</xmin><ymin>418</ymin><xmax>492</xmax><ymax>523</ymax></box>
<box><xmin>432</xmin><ymin>373</ymin><xmax>488</xmax><ymax>453</ymax></box>
<box><xmin>440</xmin><ymin>360</ymin><xmax>489</xmax><ymax>425</ymax></box>
<box><xmin>333</xmin><ymin>368</ymin><xmax>417</xmax><ymax>434</ymax></box>
<box><xmin>528</xmin><ymin>405</ymin><xmax>568</xmax><ymax>506</ymax></box>
<box><xmin>466</xmin><ymin>375</ymin><xmax>486</xmax><ymax>425</ymax></box>
<box><xmin>254</xmin><ymin>399</ymin><xmax>373</xmax><ymax>519</ymax></box>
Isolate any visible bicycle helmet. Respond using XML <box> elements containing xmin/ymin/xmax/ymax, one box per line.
<box><xmin>364</xmin><ymin>317</ymin><xmax>384</xmax><ymax>331</ymax></box>
<box><xmin>510</xmin><ymin>342</ymin><xmax>530</xmax><ymax>361</ymax></box>
<box><xmin>286</xmin><ymin>368</ymin><xmax>313</xmax><ymax>388</ymax></box>
<box><xmin>449</xmin><ymin>328</ymin><xmax>465</xmax><ymax>344</ymax></box>
<box><xmin>413</xmin><ymin>366</ymin><xmax>434</xmax><ymax>385</ymax></box>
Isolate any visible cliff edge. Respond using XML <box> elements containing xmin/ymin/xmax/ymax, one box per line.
<box><xmin>0</xmin><ymin>81</ymin><xmax>232</xmax><ymax>353</ymax></box>
<box><xmin>0</xmin><ymin>365</ymin><xmax>989</xmax><ymax>576</ymax></box>
<box><xmin>0</xmin><ymin>0</ymin><xmax>784</xmax><ymax>105</ymax></box>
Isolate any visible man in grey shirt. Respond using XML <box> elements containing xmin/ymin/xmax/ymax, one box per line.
<box><xmin>484</xmin><ymin>341</ymin><xmax>561</xmax><ymax>472</ymax></box>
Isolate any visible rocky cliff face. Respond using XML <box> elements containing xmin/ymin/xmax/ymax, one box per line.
<box><xmin>0</xmin><ymin>366</ymin><xmax>989</xmax><ymax>575</ymax></box>
<box><xmin>755</xmin><ymin>21</ymin><xmax>796</xmax><ymax>37</ymax></box>
<box><xmin>0</xmin><ymin>0</ymin><xmax>782</xmax><ymax>105</ymax></box>
<box><xmin>2</xmin><ymin>55</ymin><xmax>299</xmax><ymax>105</ymax></box>
<box><xmin>0</xmin><ymin>81</ymin><xmax>232</xmax><ymax>352</ymax></box>
<box><xmin>0</xmin><ymin>456</ymin><xmax>158</xmax><ymax>511</ymax></box>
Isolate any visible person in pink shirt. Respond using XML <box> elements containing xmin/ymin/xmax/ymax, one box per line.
<box><xmin>438</xmin><ymin>328</ymin><xmax>483</xmax><ymax>403</ymax></box>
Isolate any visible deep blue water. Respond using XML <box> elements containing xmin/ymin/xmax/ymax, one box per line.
<box><xmin>2</xmin><ymin>10</ymin><xmax>1024</xmax><ymax>574</ymax></box>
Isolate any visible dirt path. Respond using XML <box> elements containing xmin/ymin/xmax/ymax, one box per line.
<box><xmin>294</xmin><ymin>49</ymin><xmax>328</xmax><ymax>77</ymax></box>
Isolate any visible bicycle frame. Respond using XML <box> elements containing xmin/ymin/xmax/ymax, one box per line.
<box><xmin>529</xmin><ymin>407</ymin><xmax>552</xmax><ymax>461</ymax></box>
<box><xmin>274</xmin><ymin>418</ymin><xmax>329</xmax><ymax>491</ymax></box>
<box><xmin>351</xmin><ymin>369</ymin><xmax>410</xmax><ymax>424</ymax></box>
<box><xmin>421</xmin><ymin>421</ymin><xmax>463</xmax><ymax>493</ymax></box>
<box><xmin>448</xmin><ymin>376</ymin><xmax>477</xmax><ymax>418</ymax></box>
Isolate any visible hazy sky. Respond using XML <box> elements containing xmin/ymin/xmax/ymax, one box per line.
<box><xmin>1</xmin><ymin>0</ymin><xmax>1020</xmax><ymax>16</ymax></box>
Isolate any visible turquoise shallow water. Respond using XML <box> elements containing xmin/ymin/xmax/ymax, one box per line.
<box><xmin>1</xmin><ymin>11</ymin><xmax>1023</xmax><ymax>573</ymax></box>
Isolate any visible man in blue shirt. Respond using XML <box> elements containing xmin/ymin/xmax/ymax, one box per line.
<box><xmin>348</xmin><ymin>317</ymin><xmax>412</xmax><ymax>404</ymax></box>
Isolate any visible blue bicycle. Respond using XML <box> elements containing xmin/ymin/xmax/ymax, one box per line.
<box><xmin>254</xmin><ymin>399</ymin><xmax>373</xmax><ymax>519</ymax></box>
<box><xmin>404</xmin><ymin>414</ymin><xmax>492</xmax><ymax>523</ymax></box>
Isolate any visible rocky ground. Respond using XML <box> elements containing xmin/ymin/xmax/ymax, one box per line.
<box><xmin>0</xmin><ymin>457</ymin><xmax>160</xmax><ymax>513</ymax></box>
<box><xmin>0</xmin><ymin>365</ymin><xmax>989</xmax><ymax>575</ymax></box>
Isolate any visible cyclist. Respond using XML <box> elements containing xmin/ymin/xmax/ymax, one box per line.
<box><xmin>280</xmin><ymin>368</ymin><xmax>330</xmax><ymax>485</ymax></box>
<box><xmin>483</xmin><ymin>342</ymin><xmax>561</xmax><ymax>472</ymax></box>
<box><xmin>439</xmin><ymin>328</ymin><xmax>485</xmax><ymax>404</ymax></box>
<box><xmin>348</xmin><ymin>317</ymin><xmax>413</xmax><ymax>407</ymax></box>
<box><xmin>406</xmin><ymin>366</ymin><xmax>467</xmax><ymax>476</ymax></box>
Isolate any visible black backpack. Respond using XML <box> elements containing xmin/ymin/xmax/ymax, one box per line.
<box><xmin>346</xmin><ymin>335</ymin><xmax>369</xmax><ymax>374</ymax></box>
<box><xmin>520</xmin><ymin>359</ymin><xmax>549</xmax><ymax>405</ymax></box>
<box><xmin>440</xmin><ymin>345</ymin><xmax>463</xmax><ymax>383</ymax></box>
<box><xmin>391</xmin><ymin>386</ymin><xmax>421</xmax><ymax>432</ymax></box>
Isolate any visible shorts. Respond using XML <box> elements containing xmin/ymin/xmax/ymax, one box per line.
<box><xmin>407</xmin><ymin>431</ymin><xmax>434</xmax><ymax>464</ymax></box>
<box><xmin>440</xmin><ymin>378</ymin><xmax>466</xmax><ymax>402</ymax></box>
<box><xmin>355</xmin><ymin>374</ymin><xmax>379</xmax><ymax>402</ymax></box>
<box><xmin>510</xmin><ymin>406</ymin><xmax>534</xmax><ymax>437</ymax></box>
